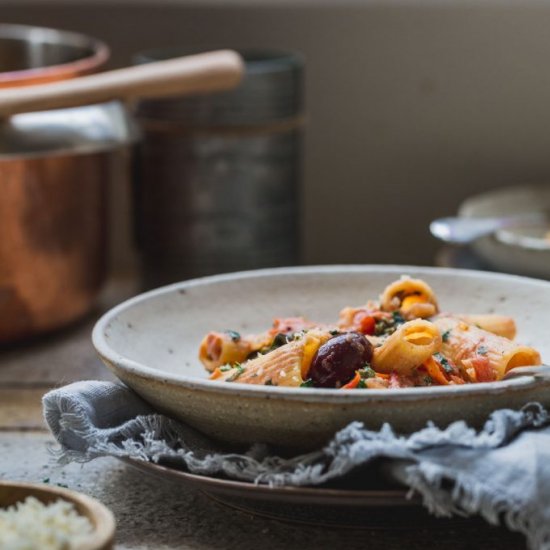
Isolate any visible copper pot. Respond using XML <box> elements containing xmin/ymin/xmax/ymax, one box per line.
<box><xmin>0</xmin><ymin>24</ymin><xmax>109</xmax><ymax>89</ymax></box>
<box><xmin>0</xmin><ymin>25</ymin><xmax>243</xmax><ymax>342</ymax></box>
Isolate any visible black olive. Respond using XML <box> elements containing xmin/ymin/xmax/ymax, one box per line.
<box><xmin>308</xmin><ymin>332</ymin><xmax>373</xmax><ymax>388</ymax></box>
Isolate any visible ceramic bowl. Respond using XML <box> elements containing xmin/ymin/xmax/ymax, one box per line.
<box><xmin>93</xmin><ymin>265</ymin><xmax>550</xmax><ymax>449</ymax></box>
<box><xmin>459</xmin><ymin>184</ymin><xmax>550</xmax><ymax>278</ymax></box>
<box><xmin>0</xmin><ymin>481</ymin><xmax>115</xmax><ymax>549</ymax></box>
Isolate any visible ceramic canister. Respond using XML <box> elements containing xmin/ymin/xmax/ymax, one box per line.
<box><xmin>134</xmin><ymin>49</ymin><xmax>304</xmax><ymax>287</ymax></box>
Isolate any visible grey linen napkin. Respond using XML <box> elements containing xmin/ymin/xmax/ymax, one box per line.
<box><xmin>44</xmin><ymin>381</ymin><xmax>550</xmax><ymax>549</ymax></box>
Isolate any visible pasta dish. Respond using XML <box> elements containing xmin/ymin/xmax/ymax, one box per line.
<box><xmin>198</xmin><ymin>277</ymin><xmax>541</xmax><ymax>389</ymax></box>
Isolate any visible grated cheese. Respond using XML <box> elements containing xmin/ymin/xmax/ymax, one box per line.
<box><xmin>0</xmin><ymin>496</ymin><xmax>93</xmax><ymax>550</ymax></box>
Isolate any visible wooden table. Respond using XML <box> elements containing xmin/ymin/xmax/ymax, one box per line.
<box><xmin>0</xmin><ymin>280</ymin><xmax>527</xmax><ymax>549</ymax></box>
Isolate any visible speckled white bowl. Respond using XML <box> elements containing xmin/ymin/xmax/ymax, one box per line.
<box><xmin>93</xmin><ymin>265</ymin><xmax>550</xmax><ymax>449</ymax></box>
<box><xmin>459</xmin><ymin>184</ymin><xmax>550</xmax><ymax>279</ymax></box>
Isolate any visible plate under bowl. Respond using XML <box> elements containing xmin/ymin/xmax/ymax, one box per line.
<box><xmin>93</xmin><ymin>265</ymin><xmax>550</xmax><ymax>449</ymax></box>
<box><xmin>459</xmin><ymin>184</ymin><xmax>550</xmax><ymax>279</ymax></box>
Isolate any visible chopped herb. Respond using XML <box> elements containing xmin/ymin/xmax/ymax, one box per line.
<box><xmin>265</xmin><ymin>379</ymin><xmax>274</xmax><ymax>386</ymax></box>
<box><xmin>225</xmin><ymin>330</ymin><xmax>241</xmax><ymax>342</ymax></box>
<box><xmin>441</xmin><ymin>362</ymin><xmax>453</xmax><ymax>373</ymax></box>
<box><xmin>442</xmin><ymin>330</ymin><xmax>451</xmax><ymax>343</ymax></box>
<box><xmin>56</xmin><ymin>483</ymin><xmax>69</xmax><ymax>489</ymax></box>
<box><xmin>392</xmin><ymin>311</ymin><xmax>405</xmax><ymax>325</ymax></box>
<box><xmin>219</xmin><ymin>365</ymin><xmax>232</xmax><ymax>372</ymax></box>
<box><xmin>434</xmin><ymin>352</ymin><xmax>453</xmax><ymax>373</ymax></box>
<box><xmin>42</xmin><ymin>478</ymin><xmax>50</xmax><ymax>484</ymax></box>
<box><xmin>300</xmin><ymin>379</ymin><xmax>313</xmax><ymax>387</ymax></box>
<box><xmin>269</xmin><ymin>333</ymin><xmax>288</xmax><ymax>350</ymax></box>
<box><xmin>423</xmin><ymin>376</ymin><xmax>433</xmax><ymax>385</ymax></box>
<box><xmin>477</xmin><ymin>345</ymin><xmax>488</xmax><ymax>356</ymax></box>
<box><xmin>374</xmin><ymin>314</ymin><xmax>403</xmax><ymax>336</ymax></box>
<box><xmin>358</xmin><ymin>366</ymin><xmax>376</xmax><ymax>379</ymax></box>
<box><xmin>259</xmin><ymin>332</ymin><xmax>292</xmax><ymax>355</ymax></box>
<box><xmin>227</xmin><ymin>363</ymin><xmax>245</xmax><ymax>381</ymax></box>
<box><xmin>329</xmin><ymin>329</ymin><xmax>340</xmax><ymax>336</ymax></box>
<box><xmin>357</xmin><ymin>379</ymin><xmax>367</xmax><ymax>389</ymax></box>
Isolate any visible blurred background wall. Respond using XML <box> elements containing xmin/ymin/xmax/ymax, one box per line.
<box><xmin>3</xmin><ymin>0</ymin><xmax>550</xmax><ymax>272</ymax></box>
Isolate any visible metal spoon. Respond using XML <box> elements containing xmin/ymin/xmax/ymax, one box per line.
<box><xmin>503</xmin><ymin>365</ymin><xmax>550</xmax><ymax>381</ymax></box>
<box><xmin>430</xmin><ymin>212</ymin><xmax>548</xmax><ymax>244</ymax></box>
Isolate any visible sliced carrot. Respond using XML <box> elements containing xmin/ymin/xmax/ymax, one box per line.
<box><xmin>341</xmin><ymin>371</ymin><xmax>361</xmax><ymax>389</ymax></box>
<box><xmin>423</xmin><ymin>356</ymin><xmax>449</xmax><ymax>386</ymax></box>
<box><xmin>209</xmin><ymin>367</ymin><xmax>224</xmax><ymax>380</ymax></box>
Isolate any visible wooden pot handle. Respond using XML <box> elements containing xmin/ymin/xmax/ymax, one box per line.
<box><xmin>0</xmin><ymin>50</ymin><xmax>244</xmax><ymax>117</ymax></box>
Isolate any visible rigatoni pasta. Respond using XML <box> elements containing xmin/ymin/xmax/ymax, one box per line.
<box><xmin>373</xmin><ymin>320</ymin><xmax>442</xmax><ymax>375</ymax></box>
<box><xmin>198</xmin><ymin>276</ymin><xmax>542</xmax><ymax>389</ymax></box>
<box><xmin>433</xmin><ymin>316</ymin><xmax>540</xmax><ymax>382</ymax></box>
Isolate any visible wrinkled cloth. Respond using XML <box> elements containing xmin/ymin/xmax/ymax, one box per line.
<box><xmin>44</xmin><ymin>381</ymin><xmax>550</xmax><ymax>549</ymax></box>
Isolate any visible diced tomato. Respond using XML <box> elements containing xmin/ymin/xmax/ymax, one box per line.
<box><xmin>471</xmin><ymin>356</ymin><xmax>495</xmax><ymax>382</ymax></box>
<box><xmin>354</xmin><ymin>312</ymin><xmax>376</xmax><ymax>335</ymax></box>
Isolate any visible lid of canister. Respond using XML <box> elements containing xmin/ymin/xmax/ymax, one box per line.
<box><xmin>134</xmin><ymin>48</ymin><xmax>304</xmax><ymax>127</ymax></box>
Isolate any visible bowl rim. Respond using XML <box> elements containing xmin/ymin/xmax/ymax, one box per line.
<box><xmin>458</xmin><ymin>182</ymin><xmax>550</xmax><ymax>216</ymax></box>
<box><xmin>0</xmin><ymin>480</ymin><xmax>115</xmax><ymax>550</ymax></box>
<box><xmin>93</xmin><ymin>264</ymin><xmax>549</xmax><ymax>401</ymax></box>
<box><xmin>459</xmin><ymin>182</ymin><xmax>550</xmax><ymax>252</ymax></box>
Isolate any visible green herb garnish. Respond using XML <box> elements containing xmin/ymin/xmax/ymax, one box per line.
<box><xmin>477</xmin><ymin>345</ymin><xmax>488</xmax><ymax>356</ymax></box>
<box><xmin>227</xmin><ymin>363</ymin><xmax>245</xmax><ymax>381</ymax></box>
<box><xmin>219</xmin><ymin>365</ymin><xmax>232</xmax><ymax>372</ymax></box>
<box><xmin>392</xmin><ymin>311</ymin><xmax>405</xmax><ymax>325</ymax></box>
<box><xmin>434</xmin><ymin>352</ymin><xmax>453</xmax><ymax>373</ymax></box>
<box><xmin>300</xmin><ymin>379</ymin><xmax>313</xmax><ymax>388</ymax></box>
<box><xmin>374</xmin><ymin>314</ymin><xmax>403</xmax><ymax>336</ymax></box>
<box><xmin>329</xmin><ymin>329</ymin><xmax>340</xmax><ymax>336</ymax></box>
<box><xmin>358</xmin><ymin>366</ymin><xmax>376</xmax><ymax>379</ymax></box>
<box><xmin>267</xmin><ymin>333</ymin><xmax>288</xmax><ymax>352</ymax></box>
<box><xmin>225</xmin><ymin>330</ymin><xmax>241</xmax><ymax>342</ymax></box>
<box><xmin>442</xmin><ymin>330</ymin><xmax>451</xmax><ymax>343</ymax></box>
<box><xmin>265</xmin><ymin>379</ymin><xmax>274</xmax><ymax>386</ymax></box>
<box><xmin>423</xmin><ymin>376</ymin><xmax>433</xmax><ymax>385</ymax></box>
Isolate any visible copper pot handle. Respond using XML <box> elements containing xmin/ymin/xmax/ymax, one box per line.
<box><xmin>0</xmin><ymin>50</ymin><xmax>244</xmax><ymax>116</ymax></box>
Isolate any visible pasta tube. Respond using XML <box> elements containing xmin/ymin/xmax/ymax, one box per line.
<box><xmin>455</xmin><ymin>314</ymin><xmax>516</xmax><ymax>339</ymax></box>
<box><xmin>380</xmin><ymin>277</ymin><xmax>439</xmax><ymax>319</ymax></box>
<box><xmin>199</xmin><ymin>331</ymin><xmax>252</xmax><ymax>372</ymax></box>
<box><xmin>434</xmin><ymin>317</ymin><xmax>541</xmax><ymax>381</ymax></box>
<box><xmin>372</xmin><ymin>319</ymin><xmax>442</xmax><ymax>375</ymax></box>
<box><xmin>211</xmin><ymin>330</ymin><xmax>332</xmax><ymax>387</ymax></box>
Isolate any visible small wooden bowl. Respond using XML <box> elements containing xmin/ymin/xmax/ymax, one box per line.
<box><xmin>0</xmin><ymin>480</ymin><xmax>115</xmax><ymax>550</ymax></box>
